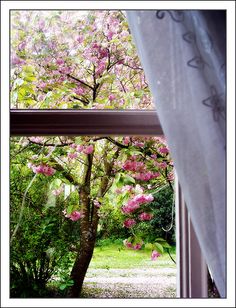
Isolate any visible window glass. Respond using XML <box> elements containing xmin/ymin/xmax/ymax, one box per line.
<box><xmin>10</xmin><ymin>135</ymin><xmax>176</xmax><ymax>298</ymax></box>
<box><xmin>10</xmin><ymin>10</ymin><xmax>155</xmax><ymax>110</ymax></box>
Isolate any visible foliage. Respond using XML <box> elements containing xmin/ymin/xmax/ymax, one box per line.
<box><xmin>10</xmin><ymin>149</ymin><xmax>78</xmax><ymax>297</ymax></box>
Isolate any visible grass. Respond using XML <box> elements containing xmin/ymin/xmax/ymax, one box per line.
<box><xmin>88</xmin><ymin>239</ymin><xmax>176</xmax><ymax>270</ymax></box>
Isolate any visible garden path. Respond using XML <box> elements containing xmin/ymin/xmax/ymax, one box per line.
<box><xmin>81</xmin><ymin>267</ymin><xmax>176</xmax><ymax>298</ymax></box>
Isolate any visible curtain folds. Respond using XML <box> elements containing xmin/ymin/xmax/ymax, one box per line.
<box><xmin>126</xmin><ymin>10</ymin><xmax>226</xmax><ymax>297</ymax></box>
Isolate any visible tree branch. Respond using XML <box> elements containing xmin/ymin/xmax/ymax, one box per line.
<box><xmin>66</xmin><ymin>74</ymin><xmax>94</xmax><ymax>90</ymax></box>
<box><xmin>105</xmin><ymin>137</ymin><xmax>129</xmax><ymax>149</ymax></box>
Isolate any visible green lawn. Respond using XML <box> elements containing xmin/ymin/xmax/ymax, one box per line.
<box><xmin>89</xmin><ymin>239</ymin><xmax>176</xmax><ymax>270</ymax></box>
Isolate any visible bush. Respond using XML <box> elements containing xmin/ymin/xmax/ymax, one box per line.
<box><xmin>10</xmin><ymin>162</ymin><xmax>79</xmax><ymax>297</ymax></box>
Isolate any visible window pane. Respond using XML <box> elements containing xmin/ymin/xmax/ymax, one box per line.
<box><xmin>10</xmin><ymin>135</ymin><xmax>176</xmax><ymax>298</ymax></box>
<box><xmin>10</xmin><ymin>10</ymin><xmax>155</xmax><ymax>110</ymax></box>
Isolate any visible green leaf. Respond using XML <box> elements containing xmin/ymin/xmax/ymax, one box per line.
<box><xmin>161</xmin><ymin>242</ymin><xmax>172</xmax><ymax>249</ymax></box>
<box><xmin>59</xmin><ymin>284</ymin><xmax>68</xmax><ymax>291</ymax></box>
<box><xmin>122</xmin><ymin>174</ymin><xmax>135</xmax><ymax>185</ymax></box>
<box><xmin>145</xmin><ymin>243</ymin><xmax>154</xmax><ymax>250</ymax></box>
<box><xmin>154</xmin><ymin>242</ymin><xmax>164</xmax><ymax>254</ymax></box>
<box><xmin>155</xmin><ymin>238</ymin><xmax>167</xmax><ymax>242</ymax></box>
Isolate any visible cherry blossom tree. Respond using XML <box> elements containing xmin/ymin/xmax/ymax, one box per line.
<box><xmin>11</xmin><ymin>10</ymin><xmax>153</xmax><ymax>109</ymax></box>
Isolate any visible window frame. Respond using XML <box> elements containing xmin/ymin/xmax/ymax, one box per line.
<box><xmin>10</xmin><ymin>109</ymin><xmax>208</xmax><ymax>298</ymax></box>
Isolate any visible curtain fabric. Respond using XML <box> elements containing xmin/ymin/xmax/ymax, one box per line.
<box><xmin>126</xmin><ymin>10</ymin><xmax>226</xmax><ymax>297</ymax></box>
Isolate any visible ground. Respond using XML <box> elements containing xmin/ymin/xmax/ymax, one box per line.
<box><xmin>81</xmin><ymin>267</ymin><xmax>176</xmax><ymax>298</ymax></box>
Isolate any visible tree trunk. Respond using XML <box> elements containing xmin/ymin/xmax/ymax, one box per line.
<box><xmin>69</xmin><ymin>235</ymin><xmax>96</xmax><ymax>297</ymax></box>
<box><xmin>68</xmin><ymin>147</ymin><xmax>120</xmax><ymax>297</ymax></box>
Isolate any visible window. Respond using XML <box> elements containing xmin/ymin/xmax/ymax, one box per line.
<box><xmin>4</xmin><ymin>5</ymin><xmax>214</xmax><ymax>305</ymax></box>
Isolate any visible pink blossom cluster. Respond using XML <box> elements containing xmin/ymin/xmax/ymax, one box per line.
<box><xmin>11</xmin><ymin>55</ymin><xmax>25</xmax><ymax>66</ymax></box>
<box><xmin>69</xmin><ymin>144</ymin><xmax>94</xmax><ymax>155</ymax></box>
<box><xmin>91</xmin><ymin>42</ymin><xmax>109</xmax><ymax>59</ymax></box>
<box><xmin>108</xmin><ymin>94</ymin><xmax>116</xmax><ymax>101</ymax></box>
<box><xmin>122</xmin><ymin>194</ymin><xmax>154</xmax><ymax>214</ymax></box>
<box><xmin>167</xmin><ymin>171</ymin><xmax>174</xmax><ymax>181</ymax></box>
<box><xmin>123</xmin><ymin>160</ymin><xmax>145</xmax><ymax>172</ymax></box>
<box><xmin>29</xmin><ymin>136</ymin><xmax>44</xmax><ymax>143</ymax></box>
<box><xmin>123</xmin><ymin>136</ymin><xmax>130</xmax><ymax>145</ymax></box>
<box><xmin>83</xmin><ymin>145</ymin><xmax>94</xmax><ymax>154</ymax></box>
<box><xmin>134</xmin><ymin>171</ymin><xmax>160</xmax><ymax>181</ymax></box>
<box><xmin>18</xmin><ymin>41</ymin><xmax>27</xmax><ymax>50</ymax></box>
<box><xmin>29</xmin><ymin>163</ymin><xmax>56</xmax><ymax>176</ymax></box>
<box><xmin>133</xmin><ymin>243</ymin><xmax>142</xmax><ymax>250</ymax></box>
<box><xmin>134</xmin><ymin>141</ymin><xmax>144</xmax><ymax>148</ymax></box>
<box><xmin>158</xmin><ymin>147</ymin><xmax>169</xmax><ymax>154</ymax></box>
<box><xmin>151</xmin><ymin>250</ymin><xmax>161</xmax><ymax>261</ymax></box>
<box><xmin>123</xmin><ymin>239</ymin><xmax>142</xmax><ymax>250</ymax></box>
<box><xmin>123</xmin><ymin>218</ymin><xmax>136</xmax><ymax>228</ymax></box>
<box><xmin>139</xmin><ymin>212</ymin><xmax>153</xmax><ymax>221</ymax></box>
<box><xmin>63</xmin><ymin>209</ymin><xmax>81</xmax><ymax>221</ymax></box>
<box><xmin>67</xmin><ymin>152</ymin><xmax>78</xmax><ymax>159</ymax></box>
<box><xmin>156</xmin><ymin>161</ymin><xmax>167</xmax><ymax>169</ymax></box>
<box><xmin>74</xmin><ymin>87</ymin><xmax>85</xmax><ymax>95</ymax></box>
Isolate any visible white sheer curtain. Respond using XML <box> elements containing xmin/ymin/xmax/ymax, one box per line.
<box><xmin>127</xmin><ymin>10</ymin><xmax>226</xmax><ymax>297</ymax></box>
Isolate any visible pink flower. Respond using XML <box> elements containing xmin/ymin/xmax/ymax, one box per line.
<box><xmin>96</xmin><ymin>61</ymin><xmax>106</xmax><ymax>75</ymax></box>
<box><xmin>18</xmin><ymin>41</ymin><xmax>26</xmax><ymax>50</ymax></box>
<box><xmin>98</xmin><ymin>47</ymin><xmax>108</xmax><ymax>58</ymax></box>
<box><xmin>157</xmin><ymin>162</ymin><xmax>167</xmax><ymax>169</ymax></box>
<box><xmin>56</xmin><ymin>58</ymin><xmax>64</xmax><ymax>65</ymax></box>
<box><xmin>107</xmin><ymin>30</ymin><xmax>114</xmax><ymax>40</ymax></box>
<box><xmin>159</xmin><ymin>147</ymin><xmax>169</xmax><ymax>154</ymax></box>
<box><xmin>134</xmin><ymin>141</ymin><xmax>144</xmax><ymax>147</ymax></box>
<box><xmin>31</xmin><ymin>164</ymin><xmax>55</xmax><ymax>176</ymax></box>
<box><xmin>69</xmin><ymin>210</ymin><xmax>82</xmax><ymax>221</ymax></box>
<box><xmin>70</xmin><ymin>143</ymin><xmax>77</xmax><ymax>149</ymax></box>
<box><xmin>74</xmin><ymin>87</ymin><xmax>85</xmax><ymax>95</ymax></box>
<box><xmin>108</xmin><ymin>94</ymin><xmax>116</xmax><ymax>101</ymax></box>
<box><xmin>123</xmin><ymin>136</ymin><xmax>130</xmax><ymax>145</ymax></box>
<box><xmin>123</xmin><ymin>160</ymin><xmax>145</xmax><ymax>172</ymax></box>
<box><xmin>11</xmin><ymin>55</ymin><xmax>25</xmax><ymax>66</ymax></box>
<box><xmin>60</xmin><ymin>67</ymin><xmax>72</xmax><ymax>74</ymax></box>
<box><xmin>68</xmin><ymin>152</ymin><xmax>78</xmax><ymax>159</ymax></box>
<box><xmin>167</xmin><ymin>171</ymin><xmax>174</xmax><ymax>181</ymax></box>
<box><xmin>76</xmin><ymin>145</ymin><xmax>84</xmax><ymax>152</ymax></box>
<box><xmin>117</xmin><ymin>59</ymin><xmax>124</xmax><ymax>65</ymax></box>
<box><xmin>133</xmin><ymin>243</ymin><xmax>142</xmax><ymax>250</ymax></box>
<box><xmin>29</xmin><ymin>136</ymin><xmax>44</xmax><ymax>143</ymax></box>
<box><xmin>123</xmin><ymin>218</ymin><xmax>136</xmax><ymax>228</ymax></box>
<box><xmin>83</xmin><ymin>145</ymin><xmax>94</xmax><ymax>155</ymax></box>
<box><xmin>139</xmin><ymin>212</ymin><xmax>153</xmax><ymax>221</ymax></box>
<box><xmin>151</xmin><ymin>250</ymin><xmax>161</xmax><ymax>261</ymax></box>
<box><xmin>123</xmin><ymin>239</ymin><xmax>133</xmax><ymax>249</ymax></box>
<box><xmin>38</xmin><ymin>20</ymin><xmax>45</xmax><ymax>30</ymax></box>
<box><xmin>134</xmin><ymin>171</ymin><xmax>160</xmax><ymax>181</ymax></box>
<box><xmin>38</xmin><ymin>82</ymin><xmax>47</xmax><ymax>89</ymax></box>
<box><xmin>126</xmin><ymin>242</ymin><xmax>133</xmax><ymax>248</ymax></box>
<box><xmin>76</xmin><ymin>35</ymin><xmax>84</xmax><ymax>43</ymax></box>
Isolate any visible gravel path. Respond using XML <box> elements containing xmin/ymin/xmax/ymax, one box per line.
<box><xmin>81</xmin><ymin>268</ymin><xmax>176</xmax><ymax>298</ymax></box>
